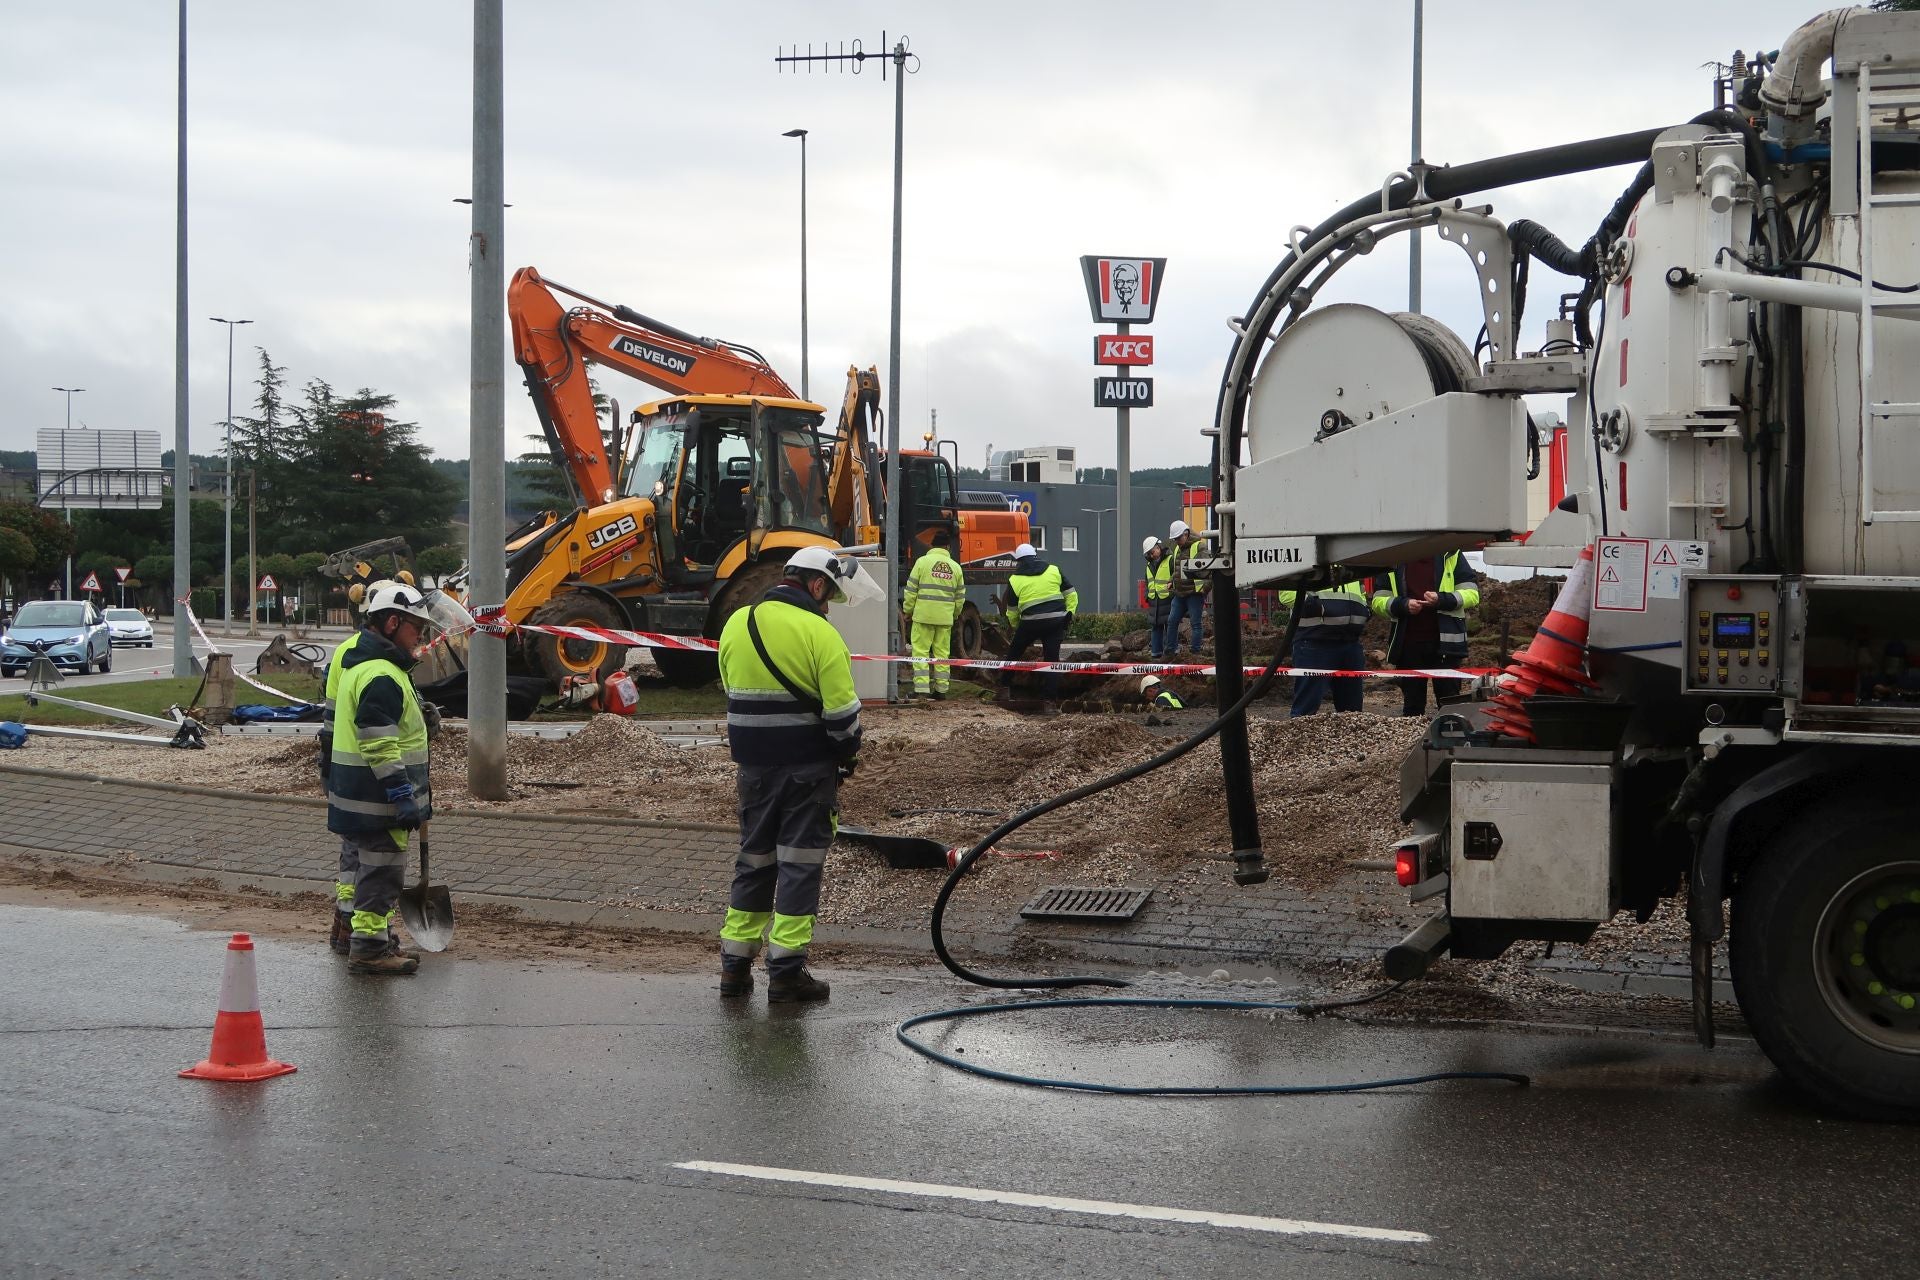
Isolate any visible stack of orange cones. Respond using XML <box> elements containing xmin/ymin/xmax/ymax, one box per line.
<box><xmin>1483</xmin><ymin>543</ymin><xmax>1600</xmax><ymax>742</ymax></box>
<box><xmin>179</xmin><ymin>932</ymin><xmax>298</xmax><ymax>1082</ymax></box>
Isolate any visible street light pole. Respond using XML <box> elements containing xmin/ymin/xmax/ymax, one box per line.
<box><xmin>51</xmin><ymin>387</ymin><xmax>84</xmax><ymax>599</ymax></box>
<box><xmin>782</xmin><ymin>128</ymin><xmax>809</xmax><ymax>400</ymax></box>
<box><xmin>210</xmin><ymin>317</ymin><xmax>252</xmax><ymax>633</ymax></box>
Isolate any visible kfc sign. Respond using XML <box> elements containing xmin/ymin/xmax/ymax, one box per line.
<box><xmin>1095</xmin><ymin>334</ymin><xmax>1154</xmax><ymax>366</ymax></box>
<box><xmin>1079</xmin><ymin>255</ymin><xmax>1168</xmax><ymax>324</ymax></box>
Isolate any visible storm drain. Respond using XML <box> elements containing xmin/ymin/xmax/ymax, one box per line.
<box><xmin>1019</xmin><ymin>886</ymin><xmax>1152</xmax><ymax>922</ymax></box>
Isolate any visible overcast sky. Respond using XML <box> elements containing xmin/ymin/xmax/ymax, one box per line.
<box><xmin>1</xmin><ymin>1</ymin><xmax>1827</xmax><ymax>475</ymax></box>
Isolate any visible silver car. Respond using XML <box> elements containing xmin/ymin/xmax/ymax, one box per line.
<box><xmin>104</xmin><ymin>607</ymin><xmax>155</xmax><ymax>647</ymax></box>
<box><xmin>0</xmin><ymin>600</ymin><xmax>114</xmax><ymax>676</ymax></box>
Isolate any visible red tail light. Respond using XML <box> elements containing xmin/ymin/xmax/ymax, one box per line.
<box><xmin>1394</xmin><ymin>847</ymin><xmax>1419</xmax><ymax>886</ymax></box>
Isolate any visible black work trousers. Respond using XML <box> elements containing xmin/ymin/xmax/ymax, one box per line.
<box><xmin>1001</xmin><ymin>618</ymin><xmax>1068</xmax><ymax>700</ymax></box>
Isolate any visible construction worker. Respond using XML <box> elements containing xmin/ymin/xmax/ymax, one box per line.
<box><xmin>715</xmin><ymin>545</ymin><xmax>867</xmax><ymax>1003</ymax></box>
<box><xmin>1279</xmin><ymin>577</ymin><xmax>1371</xmax><ymax>717</ymax></box>
<box><xmin>902</xmin><ymin>528</ymin><xmax>964</xmax><ymax>699</ymax></box>
<box><xmin>1162</xmin><ymin>519</ymin><xmax>1208</xmax><ymax>657</ymax></box>
<box><xmin>318</xmin><ymin>578</ymin><xmax>386</xmax><ymax>955</ymax></box>
<box><xmin>1142</xmin><ymin>536</ymin><xmax>1173</xmax><ymax>660</ymax></box>
<box><xmin>1140</xmin><ymin>674</ymin><xmax>1184</xmax><ymax>710</ymax></box>
<box><xmin>325</xmin><ymin>582</ymin><xmax>441</xmax><ymax>975</ymax></box>
<box><xmin>998</xmin><ymin>541</ymin><xmax>1078</xmax><ymax>703</ymax></box>
<box><xmin>1372</xmin><ymin>550</ymin><xmax>1482</xmax><ymax>716</ymax></box>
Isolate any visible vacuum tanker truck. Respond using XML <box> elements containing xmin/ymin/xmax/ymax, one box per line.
<box><xmin>1208</xmin><ymin>7</ymin><xmax>1920</xmax><ymax>1118</ymax></box>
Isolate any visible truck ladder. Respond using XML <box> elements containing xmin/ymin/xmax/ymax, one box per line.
<box><xmin>1852</xmin><ymin>61</ymin><xmax>1920</xmax><ymax>524</ymax></box>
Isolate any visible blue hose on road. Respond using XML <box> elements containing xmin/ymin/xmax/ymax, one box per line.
<box><xmin>896</xmin><ymin>995</ymin><xmax>1531</xmax><ymax>1096</ymax></box>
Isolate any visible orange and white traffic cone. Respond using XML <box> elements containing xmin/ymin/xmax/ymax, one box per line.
<box><xmin>179</xmin><ymin>932</ymin><xmax>297</xmax><ymax>1082</ymax></box>
<box><xmin>1485</xmin><ymin>543</ymin><xmax>1600</xmax><ymax>742</ymax></box>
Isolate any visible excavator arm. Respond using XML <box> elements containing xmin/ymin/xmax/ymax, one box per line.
<box><xmin>825</xmin><ymin>366</ymin><xmax>884</xmax><ymax>545</ymax></box>
<box><xmin>508</xmin><ymin>266</ymin><xmax>800</xmax><ymax>508</ymax></box>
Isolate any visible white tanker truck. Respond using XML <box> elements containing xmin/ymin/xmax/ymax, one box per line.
<box><xmin>1207</xmin><ymin>7</ymin><xmax>1920</xmax><ymax>1118</ymax></box>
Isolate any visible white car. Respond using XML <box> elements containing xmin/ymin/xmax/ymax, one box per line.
<box><xmin>103</xmin><ymin>607</ymin><xmax>155</xmax><ymax>647</ymax></box>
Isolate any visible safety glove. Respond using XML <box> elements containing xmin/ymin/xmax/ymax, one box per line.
<box><xmin>386</xmin><ymin>780</ymin><xmax>424</xmax><ymax>829</ymax></box>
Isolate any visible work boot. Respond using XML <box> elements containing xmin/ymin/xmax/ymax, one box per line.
<box><xmin>328</xmin><ymin>912</ymin><xmax>352</xmax><ymax>956</ymax></box>
<box><xmin>930</xmin><ymin>690</ymin><xmax>948</xmax><ymax>701</ymax></box>
<box><xmin>348</xmin><ymin>946</ymin><xmax>420</xmax><ymax>976</ymax></box>
<box><xmin>719</xmin><ymin>961</ymin><xmax>754</xmax><ymax>998</ymax></box>
<box><xmin>766</xmin><ymin>968</ymin><xmax>831</xmax><ymax>1003</ymax></box>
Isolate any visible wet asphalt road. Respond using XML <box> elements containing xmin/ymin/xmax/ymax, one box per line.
<box><xmin>2</xmin><ymin>903</ymin><xmax>1913</xmax><ymax>1279</ymax></box>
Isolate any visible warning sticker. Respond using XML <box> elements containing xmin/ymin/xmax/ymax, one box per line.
<box><xmin>1647</xmin><ymin>539</ymin><xmax>1708</xmax><ymax>600</ymax></box>
<box><xmin>1594</xmin><ymin>537</ymin><xmax>1650</xmax><ymax>611</ymax></box>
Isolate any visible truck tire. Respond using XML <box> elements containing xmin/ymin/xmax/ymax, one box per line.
<box><xmin>526</xmin><ymin>592</ymin><xmax>629</xmax><ymax>690</ymax></box>
<box><xmin>1731</xmin><ymin>801</ymin><xmax>1920</xmax><ymax>1120</ymax></box>
<box><xmin>953</xmin><ymin>602</ymin><xmax>984</xmax><ymax>660</ymax></box>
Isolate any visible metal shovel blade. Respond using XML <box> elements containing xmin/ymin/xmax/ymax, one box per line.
<box><xmin>836</xmin><ymin>824</ymin><xmax>951</xmax><ymax>870</ymax></box>
<box><xmin>396</xmin><ymin>832</ymin><xmax>455</xmax><ymax>952</ymax></box>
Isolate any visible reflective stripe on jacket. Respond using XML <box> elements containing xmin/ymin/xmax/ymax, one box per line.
<box><xmin>718</xmin><ymin>583</ymin><xmax>863</xmax><ymax>766</ymax></box>
<box><xmin>1369</xmin><ymin>551</ymin><xmax>1481</xmax><ymax>663</ymax></box>
<box><xmin>1144</xmin><ymin>556</ymin><xmax>1173</xmax><ymax>602</ymax></box>
<box><xmin>326</xmin><ymin>627</ymin><xmax>431</xmax><ymax>842</ymax></box>
<box><xmin>319</xmin><ymin>632</ymin><xmax>361</xmax><ymax>732</ymax></box>
<box><xmin>1278</xmin><ymin>580</ymin><xmax>1371</xmax><ymax>641</ymax></box>
<box><xmin>904</xmin><ymin>548</ymin><xmax>965</xmax><ymax>625</ymax></box>
<box><xmin>1169</xmin><ymin>540</ymin><xmax>1208</xmax><ymax>597</ymax></box>
<box><xmin>1006</xmin><ymin>559</ymin><xmax>1078</xmax><ymax>624</ymax></box>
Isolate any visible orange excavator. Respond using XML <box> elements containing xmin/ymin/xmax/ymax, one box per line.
<box><xmin>495</xmin><ymin>266</ymin><xmax>1025</xmax><ymax>687</ymax></box>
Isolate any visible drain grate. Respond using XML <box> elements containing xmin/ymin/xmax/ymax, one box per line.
<box><xmin>1019</xmin><ymin>885</ymin><xmax>1152</xmax><ymax>922</ymax></box>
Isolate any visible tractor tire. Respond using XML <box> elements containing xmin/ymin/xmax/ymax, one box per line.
<box><xmin>1731</xmin><ymin>799</ymin><xmax>1920</xmax><ymax>1120</ymax></box>
<box><xmin>526</xmin><ymin>592</ymin><xmax>629</xmax><ymax>690</ymax></box>
<box><xmin>953</xmin><ymin>603</ymin><xmax>984</xmax><ymax>660</ymax></box>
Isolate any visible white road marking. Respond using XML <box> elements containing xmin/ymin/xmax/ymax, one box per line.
<box><xmin>672</xmin><ymin>1160</ymin><xmax>1431</xmax><ymax>1244</ymax></box>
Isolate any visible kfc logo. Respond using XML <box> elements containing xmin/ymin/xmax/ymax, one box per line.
<box><xmin>1095</xmin><ymin>334</ymin><xmax>1155</xmax><ymax>366</ymax></box>
<box><xmin>1079</xmin><ymin>255</ymin><xmax>1168</xmax><ymax>324</ymax></box>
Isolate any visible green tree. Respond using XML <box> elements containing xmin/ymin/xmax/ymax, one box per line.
<box><xmin>0</xmin><ymin>500</ymin><xmax>76</xmax><ymax>577</ymax></box>
<box><xmin>413</xmin><ymin>543</ymin><xmax>466</xmax><ymax>584</ymax></box>
<box><xmin>292</xmin><ymin>551</ymin><xmax>327</xmax><ymax>623</ymax></box>
<box><xmin>0</xmin><ymin>527</ymin><xmax>35</xmax><ymax>599</ymax></box>
<box><xmin>231</xmin><ymin>353</ymin><xmax>459</xmax><ymax>556</ymax></box>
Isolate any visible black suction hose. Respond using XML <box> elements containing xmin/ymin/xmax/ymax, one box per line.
<box><xmin>929</xmin><ymin>610</ymin><xmax>1301</xmax><ymax>990</ymax></box>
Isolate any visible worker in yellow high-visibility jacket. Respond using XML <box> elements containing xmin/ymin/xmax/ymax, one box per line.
<box><xmin>902</xmin><ymin>529</ymin><xmax>965</xmax><ymax>699</ymax></box>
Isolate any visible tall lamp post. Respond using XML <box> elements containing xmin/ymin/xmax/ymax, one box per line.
<box><xmin>51</xmin><ymin>386</ymin><xmax>85</xmax><ymax>598</ymax></box>
<box><xmin>209</xmin><ymin>317</ymin><xmax>252</xmax><ymax>633</ymax></box>
<box><xmin>782</xmin><ymin>128</ymin><xmax>810</xmax><ymax>400</ymax></box>
<box><xmin>1081</xmin><ymin>507</ymin><xmax>1115</xmax><ymax>614</ymax></box>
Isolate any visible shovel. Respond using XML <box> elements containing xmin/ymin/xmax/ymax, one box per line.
<box><xmin>396</xmin><ymin>822</ymin><xmax>455</xmax><ymax>952</ymax></box>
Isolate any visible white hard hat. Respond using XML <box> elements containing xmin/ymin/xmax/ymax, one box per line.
<box><xmin>1169</xmin><ymin>519</ymin><xmax>1190</xmax><ymax>539</ymax></box>
<box><xmin>365</xmin><ymin>582</ymin><xmax>437</xmax><ymax>628</ymax></box>
<box><xmin>1140</xmin><ymin>675</ymin><xmax>1162</xmax><ymax>693</ymax></box>
<box><xmin>1141</xmin><ymin>536</ymin><xmax>1160</xmax><ymax>555</ymax></box>
<box><xmin>784</xmin><ymin>545</ymin><xmax>879</xmax><ymax>605</ymax></box>
<box><xmin>1012</xmin><ymin>542</ymin><xmax>1037</xmax><ymax>559</ymax></box>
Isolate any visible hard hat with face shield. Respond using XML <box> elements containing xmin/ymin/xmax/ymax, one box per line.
<box><xmin>784</xmin><ymin>545</ymin><xmax>881</xmax><ymax>606</ymax></box>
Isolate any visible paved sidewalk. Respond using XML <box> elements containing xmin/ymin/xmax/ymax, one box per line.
<box><xmin>0</xmin><ymin>762</ymin><xmax>1718</xmax><ymax>1000</ymax></box>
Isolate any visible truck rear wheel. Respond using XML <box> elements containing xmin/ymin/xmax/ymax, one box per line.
<box><xmin>953</xmin><ymin>603</ymin><xmax>983</xmax><ymax>660</ymax></box>
<box><xmin>1731</xmin><ymin>801</ymin><xmax>1920</xmax><ymax>1120</ymax></box>
<box><xmin>526</xmin><ymin>592</ymin><xmax>629</xmax><ymax>690</ymax></box>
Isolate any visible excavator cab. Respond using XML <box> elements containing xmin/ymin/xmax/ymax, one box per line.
<box><xmin>627</xmin><ymin>395</ymin><xmax>835</xmax><ymax>583</ymax></box>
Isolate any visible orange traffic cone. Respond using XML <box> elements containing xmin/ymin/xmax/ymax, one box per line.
<box><xmin>1486</xmin><ymin>544</ymin><xmax>1600</xmax><ymax>742</ymax></box>
<box><xmin>179</xmin><ymin>932</ymin><xmax>297</xmax><ymax>1082</ymax></box>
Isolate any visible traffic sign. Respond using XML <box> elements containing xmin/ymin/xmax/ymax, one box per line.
<box><xmin>78</xmin><ymin>571</ymin><xmax>101</xmax><ymax>593</ymax></box>
<box><xmin>1094</xmin><ymin>376</ymin><xmax>1155</xmax><ymax>408</ymax></box>
<box><xmin>1095</xmin><ymin>334</ymin><xmax>1154</xmax><ymax>366</ymax></box>
<box><xmin>257</xmin><ymin>573</ymin><xmax>278</xmax><ymax>591</ymax></box>
<box><xmin>113</xmin><ymin>566</ymin><xmax>131</xmax><ymax>582</ymax></box>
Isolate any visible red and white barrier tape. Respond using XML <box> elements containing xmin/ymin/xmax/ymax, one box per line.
<box><xmin>460</xmin><ymin>610</ymin><xmax>1492</xmax><ymax>682</ymax></box>
<box><xmin>177</xmin><ymin>600</ymin><xmax>313</xmax><ymax>703</ymax></box>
